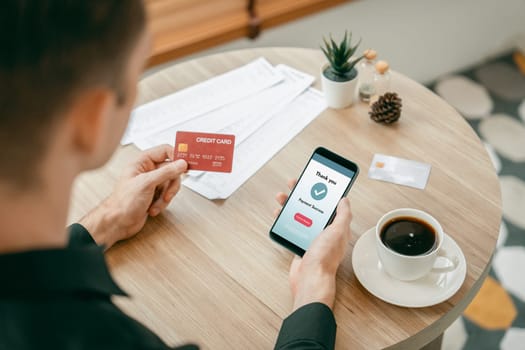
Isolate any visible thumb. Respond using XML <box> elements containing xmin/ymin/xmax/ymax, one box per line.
<box><xmin>331</xmin><ymin>197</ymin><xmax>352</xmax><ymax>228</ymax></box>
<box><xmin>142</xmin><ymin>159</ymin><xmax>188</xmax><ymax>187</ymax></box>
<box><xmin>289</xmin><ymin>255</ymin><xmax>302</xmax><ymax>286</ymax></box>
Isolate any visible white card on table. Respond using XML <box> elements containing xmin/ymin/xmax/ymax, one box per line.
<box><xmin>368</xmin><ymin>154</ymin><xmax>431</xmax><ymax>190</ymax></box>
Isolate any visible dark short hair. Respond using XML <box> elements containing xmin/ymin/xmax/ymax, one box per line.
<box><xmin>0</xmin><ymin>1</ymin><xmax>146</xmax><ymax>189</ymax></box>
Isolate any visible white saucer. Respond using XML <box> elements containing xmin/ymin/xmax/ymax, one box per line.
<box><xmin>352</xmin><ymin>227</ymin><xmax>467</xmax><ymax>308</ymax></box>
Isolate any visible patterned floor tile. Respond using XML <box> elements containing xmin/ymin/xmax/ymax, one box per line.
<box><xmin>492</xmin><ymin>247</ymin><xmax>525</xmax><ymax>303</ymax></box>
<box><xmin>478</xmin><ymin>115</ymin><xmax>525</xmax><ymax>162</ymax></box>
<box><xmin>429</xmin><ymin>52</ymin><xmax>525</xmax><ymax>350</ymax></box>
<box><xmin>510</xmin><ymin>294</ymin><xmax>525</xmax><ymax>328</ymax></box>
<box><xmin>500</xmin><ymin>328</ymin><xmax>525</xmax><ymax>350</ymax></box>
<box><xmin>499</xmin><ymin>176</ymin><xmax>525</xmax><ymax>229</ymax></box>
<box><xmin>442</xmin><ymin>318</ymin><xmax>467</xmax><ymax>350</ymax></box>
<box><xmin>519</xmin><ymin>100</ymin><xmax>525</xmax><ymax>122</ymax></box>
<box><xmin>504</xmin><ymin>219</ymin><xmax>525</xmax><ymax>251</ymax></box>
<box><xmin>483</xmin><ymin>142</ymin><xmax>502</xmax><ymax>174</ymax></box>
<box><xmin>497</xmin><ymin>221</ymin><xmax>508</xmax><ymax>248</ymax></box>
<box><xmin>514</xmin><ymin>52</ymin><xmax>525</xmax><ymax>75</ymax></box>
<box><xmin>434</xmin><ymin>75</ymin><xmax>492</xmax><ymax>119</ymax></box>
<box><xmin>475</xmin><ymin>62</ymin><xmax>525</xmax><ymax>101</ymax></box>
<box><xmin>463</xmin><ymin>276</ymin><xmax>516</xmax><ymax>330</ymax></box>
<box><xmin>462</xmin><ymin>317</ymin><xmax>506</xmax><ymax>350</ymax></box>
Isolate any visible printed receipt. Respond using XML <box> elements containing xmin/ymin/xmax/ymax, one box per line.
<box><xmin>133</xmin><ymin>64</ymin><xmax>314</xmax><ymax>152</ymax></box>
<box><xmin>183</xmin><ymin>88</ymin><xmax>326</xmax><ymax>199</ymax></box>
<box><xmin>126</xmin><ymin>58</ymin><xmax>326</xmax><ymax>199</ymax></box>
<box><xmin>121</xmin><ymin>57</ymin><xmax>284</xmax><ymax>145</ymax></box>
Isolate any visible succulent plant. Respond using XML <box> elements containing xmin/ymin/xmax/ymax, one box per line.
<box><xmin>321</xmin><ymin>31</ymin><xmax>364</xmax><ymax>82</ymax></box>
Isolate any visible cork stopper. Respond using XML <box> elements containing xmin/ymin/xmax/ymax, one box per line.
<box><xmin>375</xmin><ymin>60</ymin><xmax>389</xmax><ymax>74</ymax></box>
<box><xmin>364</xmin><ymin>49</ymin><xmax>377</xmax><ymax>60</ymax></box>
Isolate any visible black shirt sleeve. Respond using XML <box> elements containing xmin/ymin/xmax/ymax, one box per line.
<box><xmin>66</xmin><ymin>225</ymin><xmax>335</xmax><ymax>350</ymax></box>
<box><xmin>274</xmin><ymin>302</ymin><xmax>337</xmax><ymax>350</ymax></box>
<box><xmin>68</xmin><ymin>223</ymin><xmax>96</xmax><ymax>248</ymax></box>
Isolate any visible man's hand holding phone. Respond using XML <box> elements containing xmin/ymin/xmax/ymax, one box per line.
<box><xmin>269</xmin><ymin>147</ymin><xmax>358</xmax><ymax>256</ymax></box>
<box><xmin>275</xmin><ymin>180</ymin><xmax>353</xmax><ymax>311</ymax></box>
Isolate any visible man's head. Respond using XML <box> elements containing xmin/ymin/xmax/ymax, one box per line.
<box><xmin>0</xmin><ymin>1</ymin><xmax>149</xmax><ymax>190</ymax></box>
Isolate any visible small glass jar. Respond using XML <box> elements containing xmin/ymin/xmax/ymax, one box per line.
<box><xmin>373</xmin><ymin>60</ymin><xmax>391</xmax><ymax>98</ymax></box>
<box><xmin>358</xmin><ymin>49</ymin><xmax>378</xmax><ymax>102</ymax></box>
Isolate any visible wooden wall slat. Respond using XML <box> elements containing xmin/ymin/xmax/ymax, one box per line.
<box><xmin>144</xmin><ymin>0</ymin><xmax>351</xmax><ymax>67</ymax></box>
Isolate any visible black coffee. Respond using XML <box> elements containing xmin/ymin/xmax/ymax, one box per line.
<box><xmin>380</xmin><ymin>217</ymin><xmax>437</xmax><ymax>256</ymax></box>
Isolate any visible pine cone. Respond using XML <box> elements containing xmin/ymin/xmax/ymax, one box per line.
<box><xmin>369</xmin><ymin>92</ymin><xmax>402</xmax><ymax>124</ymax></box>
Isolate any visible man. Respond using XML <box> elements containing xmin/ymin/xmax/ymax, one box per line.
<box><xmin>0</xmin><ymin>1</ymin><xmax>353</xmax><ymax>349</ymax></box>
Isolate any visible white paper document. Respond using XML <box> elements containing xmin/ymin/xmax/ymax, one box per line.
<box><xmin>122</xmin><ymin>57</ymin><xmax>283</xmax><ymax>145</ymax></box>
<box><xmin>368</xmin><ymin>154</ymin><xmax>432</xmax><ymax>189</ymax></box>
<box><xmin>134</xmin><ymin>64</ymin><xmax>314</xmax><ymax>152</ymax></box>
<box><xmin>183</xmin><ymin>88</ymin><xmax>326</xmax><ymax>199</ymax></box>
<box><xmin>125</xmin><ymin>58</ymin><xmax>327</xmax><ymax>199</ymax></box>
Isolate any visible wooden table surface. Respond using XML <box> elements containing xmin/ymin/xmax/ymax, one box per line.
<box><xmin>69</xmin><ymin>48</ymin><xmax>502</xmax><ymax>349</ymax></box>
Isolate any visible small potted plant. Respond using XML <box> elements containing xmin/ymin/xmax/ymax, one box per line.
<box><xmin>321</xmin><ymin>31</ymin><xmax>364</xmax><ymax>109</ymax></box>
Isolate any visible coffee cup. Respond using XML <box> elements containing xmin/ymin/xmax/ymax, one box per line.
<box><xmin>375</xmin><ymin>208</ymin><xmax>459</xmax><ymax>281</ymax></box>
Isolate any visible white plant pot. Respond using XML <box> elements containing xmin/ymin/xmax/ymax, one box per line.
<box><xmin>320</xmin><ymin>63</ymin><xmax>358</xmax><ymax>109</ymax></box>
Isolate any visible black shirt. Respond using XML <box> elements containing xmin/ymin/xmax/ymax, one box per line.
<box><xmin>0</xmin><ymin>224</ymin><xmax>336</xmax><ymax>349</ymax></box>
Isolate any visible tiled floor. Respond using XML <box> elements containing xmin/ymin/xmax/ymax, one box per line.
<box><xmin>430</xmin><ymin>53</ymin><xmax>525</xmax><ymax>350</ymax></box>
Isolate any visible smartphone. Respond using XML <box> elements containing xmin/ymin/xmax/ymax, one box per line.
<box><xmin>269</xmin><ymin>147</ymin><xmax>359</xmax><ymax>256</ymax></box>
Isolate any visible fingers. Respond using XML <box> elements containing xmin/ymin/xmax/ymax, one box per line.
<box><xmin>287</xmin><ymin>178</ymin><xmax>297</xmax><ymax>191</ymax></box>
<box><xmin>274</xmin><ymin>179</ymin><xmax>296</xmax><ymax>204</ymax></box>
<box><xmin>149</xmin><ymin>202</ymin><xmax>165</xmax><ymax>216</ymax></box>
<box><xmin>143</xmin><ymin>159</ymin><xmax>187</xmax><ymax>188</ymax></box>
<box><xmin>148</xmin><ymin>182</ymin><xmax>168</xmax><ymax>216</ymax></box>
<box><xmin>162</xmin><ymin>177</ymin><xmax>182</xmax><ymax>203</ymax></box>
<box><xmin>274</xmin><ymin>178</ymin><xmax>296</xmax><ymax>207</ymax></box>
<box><xmin>326</xmin><ymin>197</ymin><xmax>352</xmax><ymax>244</ymax></box>
<box><xmin>275</xmin><ymin>192</ymin><xmax>288</xmax><ymax>206</ymax></box>
<box><xmin>289</xmin><ymin>255</ymin><xmax>302</xmax><ymax>284</ymax></box>
<box><xmin>273</xmin><ymin>179</ymin><xmax>294</xmax><ymax>217</ymax></box>
<box><xmin>142</xmin><ymin>144</ymin><xmax>175</xmax><ymax>163</ymax></box>
<box><xmin>331</xmin><ymin>197</ymin><xmax>352</xmax><ymax>228</ymax></box>
<box><xmin>126</xmin><ymin>145</ymin><xmax>175</xmax><ymax>176</ymax></box>
<box><xmin>273</xmin><ymin>179</ymin><xmax>296</xmax><ymax>218</ymax></box>
<box><xmin>146</xmin><ymin>162</ymin><xmax>186</xmax><ymax>216</ymax></box>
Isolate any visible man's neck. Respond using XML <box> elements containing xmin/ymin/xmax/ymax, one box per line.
<box><xmin>0</xmin><ymin>183</ymin><xmax>71</xmax><ymax>254</ymax></box>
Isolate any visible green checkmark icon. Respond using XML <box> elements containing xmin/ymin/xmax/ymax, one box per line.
<box><xmin>311</xmin><ymin>182</ymin><xmax>328</xmax><ymax>200</ymax></box>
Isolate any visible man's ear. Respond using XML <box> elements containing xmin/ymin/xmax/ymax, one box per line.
<box><xmin>67</xmin><ymin>87</ymin><xmax>115</xmax><ymax>156</ymax></box>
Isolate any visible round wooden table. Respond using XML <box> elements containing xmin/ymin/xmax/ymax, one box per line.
<box><xmin>70</xmin><ymin>48</ymin><xmax>502</xmax><ymax>349</ymax></box>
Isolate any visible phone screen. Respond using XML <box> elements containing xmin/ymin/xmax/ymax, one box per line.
<box><xmin>270</xmin><ymin>148</ymin><xmax>358</xmax><ymax>255</ymax></box>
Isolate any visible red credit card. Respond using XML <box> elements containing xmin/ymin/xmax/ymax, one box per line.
<box><xmin>174</xmin><ymin>131</ymin><xmax>235</xmax><ymax>173</ymax></box>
